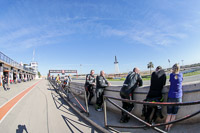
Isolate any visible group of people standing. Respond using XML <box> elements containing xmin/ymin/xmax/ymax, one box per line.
<box><xmin>120</xmin><ymin>64</ymin><xmax>183</xmax><ymax>132</ymax></box>
<box><xmin>84</xmin><ymin>70</ymin><xmax>111</xmax><ymax>112</ymax></box>
<box><xmin>85</xmin><ymin>63</ymin><xmax>183</xmax><ymax>132</ymax></box>
<box><xmin>52</xmin><ymin>74</ymin><xmax>72</xmax><ymax>86</ymax></box>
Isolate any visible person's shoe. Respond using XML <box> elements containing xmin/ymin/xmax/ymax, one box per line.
<box><xmin>120</xmin><ymin>119</ymin><xmax>125</xmax><ymax>123</ymax></box>
<box><xmin>96</xmin><ymin>108</ymin><xmax>102</xmax><ymax>112</ymax></box>
<box><xmin>165</xmin><ymin>128</ymin><xmax>169</xmax><ymax>132</ymax></box>
<box><xmin>120</xmin><ymin>117</ymin><xmax>125</xmax><ymax>123</ymax></box>
<box><xmin>120</xmin><ymin>119</ymin><xmax>128</xmax><ymax>123</ymax></box>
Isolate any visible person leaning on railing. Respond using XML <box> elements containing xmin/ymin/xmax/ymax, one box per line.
<box><xmin>165</xmin><ymin>63</ymin><xmax>183</xmax><ymax>132</ymax></box>
<box><xmin>120</xmin><ymin>67</ymin><xmax>143</xmax><ymax>123</ymax></box>
<box><xmin>85</xmin><ymin>70</ymin><xmax>96</xmax><ymax>105</ymax></box>
<box><xmin>95</xmin><ymin>70</ymin><xmax>111</xmax><ymax>112</ymax></box>
<box><xmin>142</xmin><ymin>66</ymin><xmax>166</xmax><ymax>124</ymax></box>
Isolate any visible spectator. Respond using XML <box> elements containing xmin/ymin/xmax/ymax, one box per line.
<box><xmin>165</xmin><ymin>64</ymin><xmax>183</xmax><ymax>132</ymax></box>
<box><xmin>67</xmin><ymin>75</ymin><xmax>72</xmax><ymax>86</ymax></box>
<box><xmin>3</xmin><ymin>75</ymin><xmax>10</xmax><ymax>91</ymax></box>
<box><xmin>85</xmin><ymin>70</ymin><xmax>96</xmax><ymax>105</ymax></box>
<box><xmin>142</xmin><ymin>66</ymin><xmax>166</xmax><ymax>124</ymax></box>
<box><xmin>95</xmin><ymin>71</ymin><xmax>110</xmax><ymax>111</ymax></box>
<box><xmin>120</xmin><ymin>67</ymin><xmax>143</xmax><ymax>123</ymax></box>
<box><xmin>56</xmin><ymin>74</ymin><xmax>60</xmax><ymax>83</ymax></box>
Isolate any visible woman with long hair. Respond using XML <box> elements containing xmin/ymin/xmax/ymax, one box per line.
<box><xmin>165</xmin><ymin>63</ymin><xmax>183</xmax><ymax>131</ymax></box>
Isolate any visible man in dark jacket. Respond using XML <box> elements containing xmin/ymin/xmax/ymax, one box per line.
<box><xmin>3</xmin><ymin>75</ymin><xmax>9</xmax><ymax>91</ymax></box>
<box><xmin>95</xmin><ymin>70</ymin><xmax>110</xmax><ymax>111</ymax></box>
<box><xmin>85</xmin><ymin>70</ymin><xmax>96</xmax><ymax>105</ymax></box>
<box><xmin>143</xmin><ymin>66</ymin><xmax>166</xmax><ymax>124</ymax></box>
<box><xmin>120</xmin><ymin>67</ymin><xmax>143</xmax><ymax>123</ymax></box>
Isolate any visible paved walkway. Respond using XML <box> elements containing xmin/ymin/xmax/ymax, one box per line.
<box><xmin>0</xmin><ymin>79</ymin><xmax>100</xmax><ymax>133</ymax></box>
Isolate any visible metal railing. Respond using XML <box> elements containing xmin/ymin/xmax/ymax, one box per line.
<box><xmin>0</xmin><ymin>51</ymin><xmax>35</xmax><ymax>74</ymax></box>
<box><xmin>48</xmin><ymin>80</ymin><xmax>200</xmax><ymax>132</ymax></box>
<box><xmin>103</xmin><ymin>95</ymin><xmax>200</xmax><ymax>133</ymax></box>
<box><xmin>49</xmin><ymin>79</ymin><xmax>89</xmax><ymax>116</ymax></box>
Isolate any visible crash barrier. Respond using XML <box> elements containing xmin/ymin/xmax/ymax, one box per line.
<box><xmin>69</xmin><ymin>81</ymin><xmax>200</xmax><ymax>123</ymax></box>
<box><xmin>49</xmin><ymin>79</ymin><xmax>90</xmax><ymax>115</ymax></box>
<box><xmin>49</xmin><ymin>79</ymin><xmax>200</xmax><ymax>132</ymax></box>
<box><xmin>48</xmin><ymin>79</ymin><xmax>110</xmax><ymax>133</ymax></box>
<box><xmin>103</xmin><ymin>95</ymin><xmax>200</xmax><ymax>133</ymax></box>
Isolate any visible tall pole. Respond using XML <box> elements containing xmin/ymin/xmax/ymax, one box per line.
<box><xmin>114</xmin><ymin>56</ymin><xmax>120</xmax><ymax>76</ymax></box>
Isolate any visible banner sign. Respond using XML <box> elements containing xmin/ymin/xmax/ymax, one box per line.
<box><xmin>49</xmin><ymin>70</ymin><xmax>77</xmax><ymax>73</ymax></box>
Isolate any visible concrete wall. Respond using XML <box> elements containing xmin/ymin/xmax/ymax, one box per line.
<box><xmin>70</xmin><ymin>81</ymin><xmax>200</xmax><ymax>123</ymax></box>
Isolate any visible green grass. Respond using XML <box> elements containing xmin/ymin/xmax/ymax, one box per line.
<box><xmin>183</xmin><ymin>70</ymin><xmax>200</xmax><ymax>77</ymax></box>
<box><xmin>107</xmin><ymin>70</ymin><xmax>200</xmax><ymax>81</ymax></box>
<box><xmin>107</xmin><ymin>78</ymin><xmax>125</xmax><ymax>81</ymax></box>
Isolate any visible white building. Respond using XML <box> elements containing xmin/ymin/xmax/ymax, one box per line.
<box><xmin>30</xmin><ymin>62</ymin><xmax>39</xmax><ymax>79</ymax></box>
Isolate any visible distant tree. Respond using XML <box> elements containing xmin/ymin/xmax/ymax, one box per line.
<box><xmin>38</xmin><ymin>71</ymin><xmax>41</xmax><ymax>78</ymax></box>
<box><xmin>147</xmin><ymin>62</ymin><xmax>154</xmax><ymax>74</ymax></box>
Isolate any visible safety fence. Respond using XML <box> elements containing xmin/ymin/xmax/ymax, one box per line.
<box><xmin>103</xmin><ymin>95</ymin><xmax>200</xmax><ymax>133</ymax></box>
<box><xmin>49</xmin><ymin>79</ymin><xmax>90</xmax><ymax>115</ymax></box>
<box><xmin>48</xmin><ymin>79</ymin><xmax>200</xmax><ymax>133</ymax></box>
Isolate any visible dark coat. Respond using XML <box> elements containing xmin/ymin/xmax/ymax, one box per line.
<box><xmin>147</xmin><ymin>69</ymin><xmax>166</xmax><ymax>99</ymax></box>
<box><xmin>85</xmin><ymin>74</ymin><xmax>95</xmax><ymax>87</ymax></box>
<box><xmin>96</xmin><ymin>75</ymin><xmax>108</xmax><ymax>89</ymax></box>
<box><xmin>120</xmin><ymin>72</ymin><xmax>143</xmax><ymax>97</ymax></box>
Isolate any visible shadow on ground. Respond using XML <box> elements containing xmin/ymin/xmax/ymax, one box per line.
<box><xmin>16</xmin><ymin>125</ymin><xmax>28</xmax><ymax>133</ymax></box>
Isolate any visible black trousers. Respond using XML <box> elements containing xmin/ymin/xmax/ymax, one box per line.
<box><xmin>143</xmin><ymin>97</ymin><xmax>163</xmax><ymax>123</ymax></box>
<box><xmin>85</xmin><ymin>85</ymin><xmax>94</xmax><ymax>103</ymax></box>
<box><xmin>3</xmin><ymin>82</ymin><xmax>7</xmax><ymax>91</ymax></box>
<box><xmin>120</xmin><ymin>94</ymin><xmax>134</xmax><ymax>121</ymax></box>
<box><xmin>96</xmin><ymin>88</ymin><xmax>104</xmax><ymax>107</ymax></box>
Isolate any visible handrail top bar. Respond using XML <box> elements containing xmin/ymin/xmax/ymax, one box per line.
<box><xmin>104</xmin><ymin>95</ymin><xmax>200</xmax><ymax>106</ymax></box>
<box><xmin>105</xmin><ymin>88</ymin><xmax>200</xmax><ymax>94</ymax></box>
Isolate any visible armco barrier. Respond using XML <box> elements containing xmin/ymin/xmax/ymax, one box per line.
<box><xmin>70</xmin><ymin>81</ymin><xmax>200</xmax><ymax>123</ymax></box>
<box><xmin>48</xmin><ymin>79</ymin><xmax>110</xmax><ymax>133</ymax></box>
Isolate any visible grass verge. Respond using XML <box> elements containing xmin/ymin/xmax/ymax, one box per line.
<box><xmin>107</xmin><ymin>70</ymin><xmax>200</xmax><ymax>81</ymax></box>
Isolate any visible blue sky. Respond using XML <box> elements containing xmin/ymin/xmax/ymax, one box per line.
<box><xmin>1</xmin><ymin>0</ymin><xmax>200</xmax><ymax>75</ymax></box>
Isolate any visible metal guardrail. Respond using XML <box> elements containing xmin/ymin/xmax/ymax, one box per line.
<box><xmin>48</xmin><ymin>80</ymin><xmax>200</xmax><ymax>132</ymax></box>
<box><xmin>103</xmin><ymin>95</ymin><xmax>200</xmax><ymax>133</ymax></box>
<box><xmin>0</xmin><ymin>51</ymin><xmax>35</xmax><ymax>74</ymax></box>
<box><xmin>48</xmin><ymin>79</ymin><xmax>110</xmax><ymax>133</ymax></box>
<box><xmin>49</xmin><ymin>79</ymin><xmax>89</xmax><ymax>115</ymax></box>
<box><xmin>105</xmin><ymin>87</ymin><xmax>200</xmax><ymax>94</ymax></box>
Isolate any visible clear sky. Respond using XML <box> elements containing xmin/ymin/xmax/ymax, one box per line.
<box><xmin>1</xmin><ymin>0</ymin><xmax>200</xmax><ymax>75</ymax></box>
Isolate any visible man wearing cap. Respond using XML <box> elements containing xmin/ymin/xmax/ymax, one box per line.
<box><xmin>120</xmin><ymin>67</ymin><xmax>143</xmax><ymax>123</ymax></box>
<box><xmin>142</xmin><ymin>66</ymin><xmax>166</xmax><ymax>124</ymax></box>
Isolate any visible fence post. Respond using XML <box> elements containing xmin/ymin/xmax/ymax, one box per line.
<box><xmin>103</xmin><ymin>96</ymin><xmax>108</xmax><ymax>127</ymax></box>
<box><xmin>84</xmin><ymin>90</ymin><xmax>89</xmax><ymax>116</ymax></box>
<box><xmin>66</xmin><ymin>85</ymin><xmax>70</xmax><ymax>101</ymax></box>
